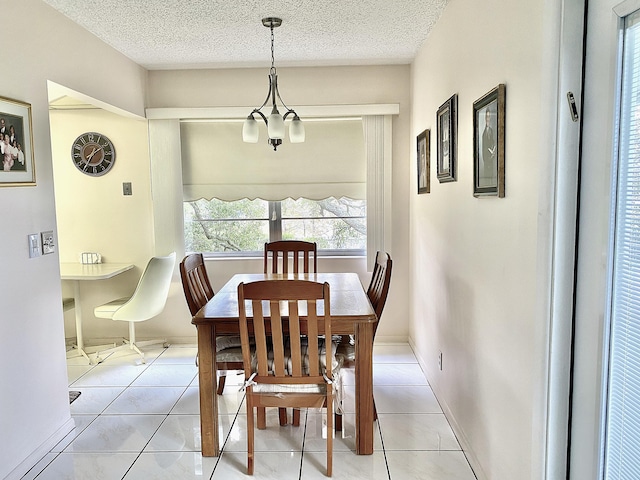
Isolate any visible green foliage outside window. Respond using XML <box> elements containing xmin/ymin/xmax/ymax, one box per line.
<box><xmin>184</xmin><ymin>197</ymin><xmax>366</xmax><ymax>254</ymax></box>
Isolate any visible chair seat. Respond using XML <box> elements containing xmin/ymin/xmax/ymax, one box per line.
<box><xmin>216</xmin><ymin>346</ymin><xmax>243</xmax><ymax>363</ymax></box>
<box><xmin>247</xmin><ymin>338</ymin><xmax>344</xmax><ymax>413</ymax></box>
<box><xmin>94</xmin><ymin>297</ymin><xmax>129</xmax><ymax>318</ymax></box>
<box><xmin>250</xmin><ymin>373</ymin><xmax>343</xmax><ymax>412</ymax></box>
<box><xmin>253</xmin><ymin>382</ymin><xmax>328</xmax><ymax>394</ymax></box>
<box><xmin>216</xmin><ymin>335</ymin><xmax>242</xmax><ymax>352</ymax></box>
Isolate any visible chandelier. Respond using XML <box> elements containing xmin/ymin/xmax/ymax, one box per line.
<box><xmin>242</xmin><ymin>17</ymin><xmax>304</xmax><ymax>151</ymax></box>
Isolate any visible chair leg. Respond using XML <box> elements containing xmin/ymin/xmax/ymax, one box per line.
<box><xmin>247</xmin><ymin>403</ymin><xmax>254</xmax><ymax>475</ymax></box>
<box><xmin>279</xmin><ymin>407</ymin><xmax>288</xmax><ymax>426</ymax></box>
<box><xmin>327</xmin><ymin>393</ymin><xmax>333</xmax><ymax>477</ymax></box>
<box><xmin>292</xmin><ymin>408</ymin><xmax>301</xmax><ymax>426</ymax></box>
<box><xmin>217</xmin><ymin>374</ymin><xmax>226</xmax><ymax>395</ymax></box>
<box><xmin>257</xmin><ymin>407</ymin><xmax>267</xmax><ymax>429</ymax></box>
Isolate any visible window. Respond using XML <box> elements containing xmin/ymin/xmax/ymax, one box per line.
<box><xmin>180</xmin><ymin>117</ymin><xmax>368</xmax><ymax>257</ymax></box>
<box><xmin>603</xmin><ymin>8</ymin><xmax>640</xmax><ymax>479</ymax></box>
<box><xmin>184</xmin><ymin>196</ymin><xmax>366</xmax><ymax>255</ymax></box>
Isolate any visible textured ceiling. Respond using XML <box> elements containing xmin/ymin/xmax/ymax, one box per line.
<box><xmin>42</xmin><ymin>0</ymin><xmax>448</xmax><ymax>70</ymax></box>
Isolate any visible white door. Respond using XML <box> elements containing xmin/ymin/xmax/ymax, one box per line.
<box><xmin>570</xmin><ymin>1</ymin><xmax>640</xmax><ymax>478</ymax></box>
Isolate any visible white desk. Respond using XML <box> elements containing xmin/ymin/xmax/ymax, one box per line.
<box><xmin>60</xmin><ymin>263</ymin><xmax>134</xmax><ymax>363</ymax></box>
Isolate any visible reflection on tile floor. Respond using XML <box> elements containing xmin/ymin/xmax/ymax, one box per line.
<box><xmin>22</xmin><ymin>344</ymin><xmax>476</xmax><ymax>479</ymax></box>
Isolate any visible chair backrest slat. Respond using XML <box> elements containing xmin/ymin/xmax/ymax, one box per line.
<box><xmin>269</xmin><ymin>300</ymin><xmax>288</xmax><ymax>377</ymax></box>
<box><xmin>288</xmin><ymin>301</ymin><xmax>303</xmax><ymax>377</ymax></box>
<box><xmin>251</xmin><ymin>298</ymin><xmax>270</xmax><ymax>377</ymax></box>
<box><xmin>307</xmin><ymin>299</ymin><xmax>321</xmax><ymax>377</ymax></box>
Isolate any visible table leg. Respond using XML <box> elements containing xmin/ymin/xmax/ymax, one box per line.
<box><xmin>198</xmin><ymin>324</ymin><xmax>219</xmax><ymax>456</ymax></box>
<box><xmin>355</xmin><ymin>322</ymin><xmax>375</xmax><ymax>455</ymax></box>
<box><xmin>65</xmin><ymin>280</ymin><xmax>91</xmax><ymax>363</ymax></box>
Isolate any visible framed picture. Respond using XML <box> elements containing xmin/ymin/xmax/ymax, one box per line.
<box><xmin>417</xmin><ymin>129</ymin><xmax>430</xmax><ymax>194</ymax></box>
<box><xmin>436</xmin><ymin>94</ymin><xmax>457</xmax><ymax>183</ymax></box>
<box><xmin>0</xmin><ymin>96</ymin><xmax>35</xmax><ymax>186</ymax></box>
<box><xmin>473</xmin><ymin>84</ymin><xmax>506</xmax><ymax>197</ymax></box>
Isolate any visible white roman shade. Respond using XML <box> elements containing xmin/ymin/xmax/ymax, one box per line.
<box><xmin>181</xmin><ymin>119</ymin><xmax>365</xmax><ymax>202</ymax></box>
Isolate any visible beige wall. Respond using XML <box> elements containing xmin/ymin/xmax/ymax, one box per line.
<box><xmin>47</xmin><ymin>64</ymin><xmax>411</xmax><ymax>345</ymax></box>
<box><xmin>0</xmin><ymin>1</ymin><xmax>148</xmax><ymax>478</ymax></box>
<box><xmin>145</xmin><ymin>65</ymin><xmax>412</xmax><ymax>343</ymax></box>
<box><xmin>50</xmin><ymin>108</ymin><xmax>158</xmax><ymax>340</ymax></box>
<box><xmin>410</xmin><ymin>0</ymin><xmax>556</xmax><ymax>478</ymax></box>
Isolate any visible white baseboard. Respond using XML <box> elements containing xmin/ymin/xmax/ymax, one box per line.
<box><xmin>5</xmin><ymin>417</ymin><xmax>75</xmax><ymax>480</ymax></box>
<box><xmin>373</xmin><ymin>335</ymin><xmax>408</xmax><ymax>344</ymax></box>
<box><xmin>407</xmin><ymin>337</ymin><xmax>486</xmax><ymax>480</ymax></box>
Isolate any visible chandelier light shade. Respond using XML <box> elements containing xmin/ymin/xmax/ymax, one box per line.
<box><xmin>242</xmin><ymin>17</ymin><xmax>305</xmax><ymax>151</ymax></box>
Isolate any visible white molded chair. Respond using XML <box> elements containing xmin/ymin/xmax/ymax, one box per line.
<box><xmin>94</xmin><ymin>252</ymin><xmax>176</xmax><ymax>363</ymax></box>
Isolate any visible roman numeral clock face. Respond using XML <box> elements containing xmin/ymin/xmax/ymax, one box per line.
<box><xmin>71</xmin><ymin>132</ymin><xmax>116</xmax><ymax>177</ymax></box>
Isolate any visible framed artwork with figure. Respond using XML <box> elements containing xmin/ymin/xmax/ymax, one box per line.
<box><xmin>417</xmin><ymin>129</ymin><xmax>430</xmax><ymax>194</ymax></box>
<box><xmin>473</xmin><ymin>84</ymin><xmax>506</xmax><ymax>197</ymax></box>
<box><xmin>0</xmin><ymin>95</ymin><xmax>35</xmax><ymax>187</ymax></box>
<box><xmin>436</xmin><ymin>94</ymin><xmax>457</xmax><ymax>183</ymax></box>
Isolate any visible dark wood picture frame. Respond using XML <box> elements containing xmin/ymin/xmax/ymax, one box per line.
<box><xmin>417</xmin><ymin>129</ymin><xmax>430</xmax><ymax>194</ymax></box>
<box><xmin>0</xmin><ymin>95</ymin><xmax>35</xmax><ymax>186</ymax></box>
<box><xmin>473</xmin><ymin>84</ymin><xmax>506</xmax><ymax>197</ymax></box>
<box><xmin>436</xmin><ymin>94</ymin><xmax>457</xmax><ymax>183</ymax></box>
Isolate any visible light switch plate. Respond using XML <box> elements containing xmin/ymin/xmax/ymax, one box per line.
<box><xmin>123</xmin><ymin>182</ymin><xmax>132</xmax><ymax>195</ymax></box>
<box><xmin>28</xmin><ymin>233</ymin><xmax>41</xmax><ymax>258</ymax></box>
<box><xmin>41</xmin><ymin>231</ymin><xmax>55</xmax><ymax>254</ymax></box>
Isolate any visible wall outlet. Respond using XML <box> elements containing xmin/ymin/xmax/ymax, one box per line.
<box><xmin>41</xmin><ymin>231</ymin><xmax>55</xmax><ymax>254</ymax></box>
<box><xmin>438</xmin><ymin>351</ymin><xmax>443</xmax><ymax>371</ymax></box>
<box><xmin>123</xmin><ymin>182</ymin><xmax>132</xmax><ymax>195</ymax></box>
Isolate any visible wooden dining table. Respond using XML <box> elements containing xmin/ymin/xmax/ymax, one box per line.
<box><xmin>192</xmin><ymin>272</ymin><xmax>377</xmax><ymax>456</ymax></box>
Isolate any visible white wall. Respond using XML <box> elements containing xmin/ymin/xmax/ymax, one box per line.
<box><xmin>410</xmin><ymin>0</ymin><xmax>557</xmax><ymax>478</ymax></box>
<box><xmin>0</xmin><ymin>1</ymin><xmax>147</xmax><ymax>478</ymax></box>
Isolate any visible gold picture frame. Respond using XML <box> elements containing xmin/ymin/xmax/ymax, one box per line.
<box><xmin>417</xmin><ymin>129</ymin><xmax>430</xmax><ymax>194</ymax></box>
<box><xmin>436</xmin><ymin>94</ymin><xmax>457</xmax><ymax>183</ymax></box>
<box><xmin>473</xmin><ymin>84</ymin><xmax>506</xmax><ymax>197</ymax></box>
<box><xmin>0</xmin><ymin>95</ymin><xmax>35</xmax><ymax>186</ymax></box>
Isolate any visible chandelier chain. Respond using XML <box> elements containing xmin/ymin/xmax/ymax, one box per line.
<box><xmin>270</xmin><ymin>24</ymin><xmax>276</xmax><ymax>73</ymax></box>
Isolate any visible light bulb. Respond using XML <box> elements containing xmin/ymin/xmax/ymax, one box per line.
<box><xmin>242</xmin><ymin>115</ymin><xmax>259</xmax><ymax>143</ymax></box>
<box><xmin>268</xmin><ymin>106</ymin><xmax>285</xmax><ymax>139</ymax></box>
<box><xmin>289</xmin><ymin>115</ymin><xmax>305</xmax><ymax>143</ymax></box>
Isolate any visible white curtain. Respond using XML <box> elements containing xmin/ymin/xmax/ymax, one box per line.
<box><xmin>181</xmin><ymin>119</ymin><xmax>366</xmax><ymax>201</ymax></box>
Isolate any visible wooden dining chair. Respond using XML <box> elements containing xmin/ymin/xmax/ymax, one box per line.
<box><xmin>264</xmin><ymin>239</ymin><xmax>317</xmax><ymax>425</ymax></box>
<box><xmin>238</xmin><ymin>279</ymin><xmax>335</xmax><ymax>476</ymax></box>
<box><xmin>335</xmin><ymin>251</ymin><xmax>392</xmax><ymax>430</ymax></box>
<box><xmin>264</xmin><ymin>240</ymin><xmax>317</xmax><ymax>274</ymax></box>
<box><xmin>179</xmin><ymin>253</ymin><xmax>243</xmax><ymax>395</ymax></box>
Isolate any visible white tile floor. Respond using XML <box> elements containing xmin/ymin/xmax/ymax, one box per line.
<box><xmin>22</xmin><ymin>344</ymin><xmax>476</xmax><ymax>479</ymax></box>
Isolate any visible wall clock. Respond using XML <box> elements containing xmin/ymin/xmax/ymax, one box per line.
<box><xmin>71</xmin><ymin>132</ymin><xmax>116</xmax><ymax>177</ymax></box>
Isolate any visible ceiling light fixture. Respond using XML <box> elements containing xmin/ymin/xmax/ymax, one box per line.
<box><xmin>242</xmin><ymin>17</ymin><xmax>304</xmax><ymax>151</ymax></box>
